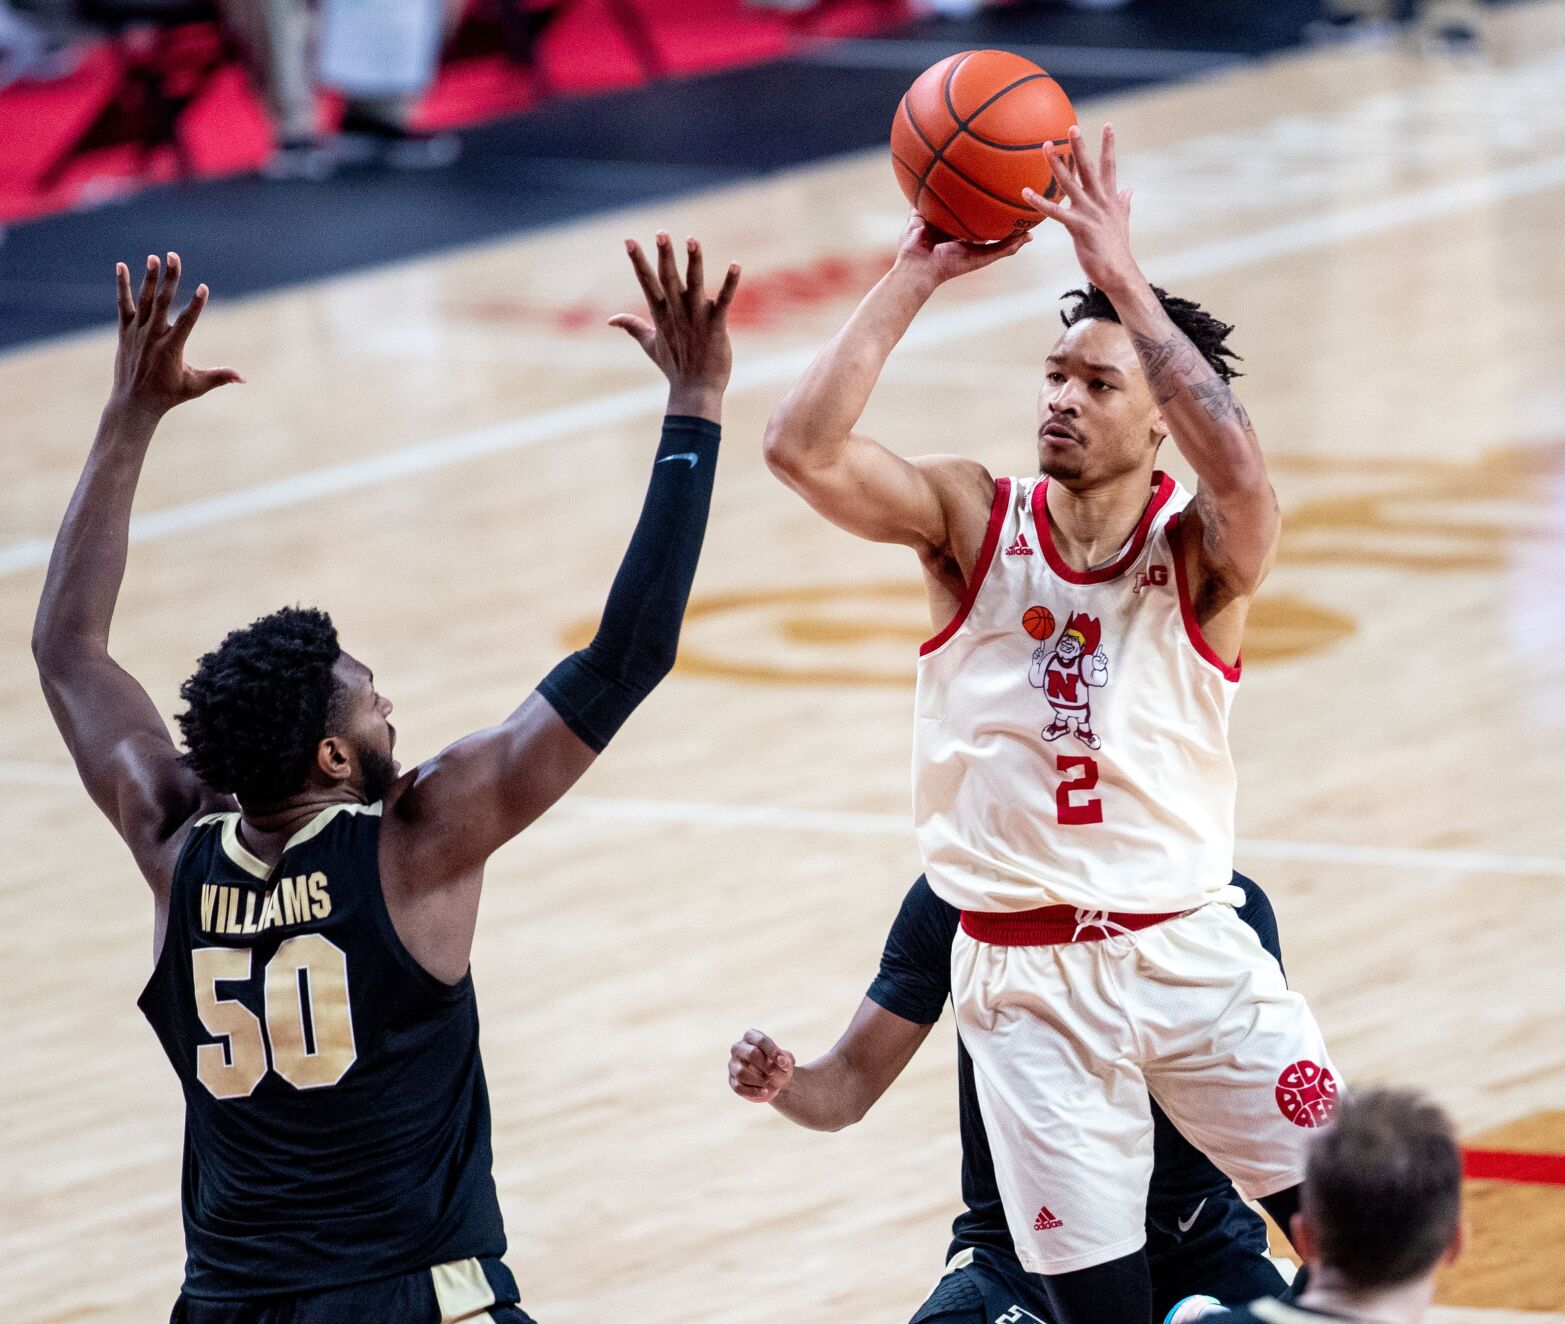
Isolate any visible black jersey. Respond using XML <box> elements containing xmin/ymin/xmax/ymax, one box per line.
<box><xmin>867</xmin><ymin>875</ymin><xmax>1286</xmax><ymax>1311</ymax></box>
<box><xmin>138</xmin><ymin>803</ymin><xmax>506</xmax><ymax>1300</ymax></box>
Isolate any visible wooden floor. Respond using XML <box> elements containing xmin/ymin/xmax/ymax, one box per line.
<box><xmin>5</xmin><ymin>5</ymin><xmax>1565</xmax><ymax>1320</ymax></box>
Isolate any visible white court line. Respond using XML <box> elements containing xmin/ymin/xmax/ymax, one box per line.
<box><xmin>4</xmin><ymin>151</ymin><xmax>1565</xmax><ymax>582</ymax></box>
<box><xmin>554</xmin><ymin>796</ymin><xmax>1565</xmax><ymax>878</ymax></box>
<box><xmin>3</xmin><ymin>763</ymin><xmax>1558</xmax><ymax>875</ymax></box>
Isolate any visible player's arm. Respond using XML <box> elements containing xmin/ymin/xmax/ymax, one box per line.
<box><xmin>762</xmin><ymin>213</ymin><xmax>1028</xmax><ymax>556</ymax></box>
<box><xmin>1026</xmin><ymin>126</ymin><xmax>1280</xmax><ymax>613</ymax></box>
<box><xmin>729</xmin><ymin>876</ymin><xmax>954</xmax><ymax>1131</ymax></box>
<box><xmin>385</xmin><ymin>235</ymin><xmax>739</xmax><ymax>874</ymax></box>
<box><xmin>31</xmin><ymin>255</ymin><xmax>242</xmax><ymax>894</ymax></box>
<box><xmin>728</xmin><ymin>1008</ymin><xmax>934</xmax><ymax>1132</ymax></box>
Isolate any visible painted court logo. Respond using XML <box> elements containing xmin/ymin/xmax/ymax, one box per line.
<box><xmin>1032</xmin><ymin>1204</ymin><xmax>1063</xmax><ymax>1231</ymax></box>
<box><xmin>1276</xmin><ymin>1059</ymin><xmax>1339</xmax><ymax>1128</ymax></box>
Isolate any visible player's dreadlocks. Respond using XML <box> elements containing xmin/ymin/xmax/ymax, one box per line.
<box><xmin>177</xmin><ymin>606</ymin><xmax>346</xmax><ymax>807</ymax></box>
<box><xmin>1060</xmin><ymin>284</ymin><xmax>1243</xmax><ymax>384</ymax></box>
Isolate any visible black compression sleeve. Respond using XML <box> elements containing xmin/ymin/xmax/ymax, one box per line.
<box><xmin>537</xmin><ymin>414</ymin><xmax>720</xmax><ymax>751</ymax></box>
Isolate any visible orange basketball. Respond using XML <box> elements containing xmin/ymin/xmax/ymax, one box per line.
<box><xmin>891</xmin><ymin>50</ymin><xmax>1077</xmax><ymax>243</ymax></box>
<box><xmin>1023</xmin><ymin>605</ymin><xmax>1055</xmax><ymax>640</ymax></box>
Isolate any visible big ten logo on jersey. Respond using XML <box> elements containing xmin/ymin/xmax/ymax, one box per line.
<box><xmin>200</xmin><ymin>872</ymin><xmax>332</xmax><ymax>937</ymax></box>
<box><xmin>995</xmin><ymin>1307</ymin><xmax>1050</xmax><ymax>1324</ymax></box>
<box><xmin>1133</xmin><ymin>564</ymin><xmax>1169</xmax><ymax>594</ymax></box>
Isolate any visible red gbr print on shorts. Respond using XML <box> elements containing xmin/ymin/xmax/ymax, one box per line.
<box><xmin>1033</xmin><ymin>1205</ymin><xmax>1064</xmax><ymax>1231</ymax></box>
<box><xmin>1276</xmin><ymin>1060</ymin><xmax>1339</xmax><ymax>1128</ymax></box>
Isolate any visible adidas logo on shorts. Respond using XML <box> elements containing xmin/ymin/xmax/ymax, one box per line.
<box><xmin>1032</xmin><ymin>1204</ymin><xmax>1063</xmax><ymax>1231</ymax></box>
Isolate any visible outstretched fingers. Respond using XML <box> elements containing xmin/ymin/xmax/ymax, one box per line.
<box><xmin>1099</xmin><ymin>122</ymin><xmax>1118</xmax><ymax>197</ymax></box>
<box><xmin>625</xmin><ymin>238</ymin><xmax>668</xmax><ymax>325</ymax></box>
<box><xmin>655</xmin><ymin>231</ymin><xmax>684</xmax><ymax>306</ymax></box>
<box><xmin>115</xmin><ymin>263</ymin><xmax>135</xmax><ymax>325</ymax></box>
<box><xmin>710</xmin><ymin>261</ymin><xmax>741</xmax><ymax>322</ymax></box>
<box><xmin>152</xmin><ymin>251</ymin><xmax>181</xmax><ymax>326</ymax></box>
<box><xmin>188</xmin><ymin>366</ymin><xmax>244</xmax><ymax>397</ymax></box>
<box><xmin>134</xmin><ymin>254</ymin><xmax>160</xmax><ymax>325</ymax></box>
<box><xmin>683</xmin><ymin>236</ymin><xmax>704</xmax><ymax>313</ymax></box>
<box><xmin>170</xmin><ymin>282</ymin><xmax>209</xmax><ymax>348</ymax></box>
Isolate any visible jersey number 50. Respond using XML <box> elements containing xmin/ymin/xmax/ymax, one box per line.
<box><xmin>193</xmin><ymin>934</ymin><xmax>358</xmax><ymax>1100</ymax></box>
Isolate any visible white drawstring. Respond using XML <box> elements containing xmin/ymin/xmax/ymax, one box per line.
<box><xmin>1070</xmin><ymin>907</ymin><xmax>1139</xmax><ymax>954</ymax></box>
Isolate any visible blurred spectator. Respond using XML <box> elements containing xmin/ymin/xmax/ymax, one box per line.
<box><xmin>0</xmin><ymin>0</ymin><xmax>84</xmax><ymax>88</ymax></box>
<box><xmin>1309</xmin><ymin>0</ymin><xmax>1480</xmax><ymax>51</ymax></box>
<box><xmin>1198</xmin><ymin>1088</ymin><xmax>1466</xmax><ymax>1324</ymax></box>
<box><xmin>218</xmin><ymin>0</ymin><xmax>463</xmax><ymax>179</ymax></box>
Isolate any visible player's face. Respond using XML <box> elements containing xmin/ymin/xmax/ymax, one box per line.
<box><xmin>333</xmin><ymin>653</ymin><xmax>399</xmax><ymax>803</ymax></box>
<box><xmin>1036</xmin><ymin>319</ymin><xmax>1166</xmax><ymax>486</ymax></box>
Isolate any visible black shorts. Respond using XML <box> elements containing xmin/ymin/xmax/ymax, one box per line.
<box><xmin>1147</xmin><ymin>1189</ymin><xmax>1289</xmax><ymax>1319</ymax></box>
<box><xmin>171</xmin><ymin>1256</ymin><xmax>533</xmax><ymax>1324</ymax></box>
<box><xmin>910</xmin><ymin>1248</ymin><xmax>1054</xmax><ymax>1324</ymax></box>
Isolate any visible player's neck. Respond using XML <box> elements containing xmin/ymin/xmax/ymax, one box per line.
<box><xmin>236</xmin><ymin>788</ymin><xmax>366</xmax><ymax>864</ymax></box>
<box><xmin>1042</xmin><ymin>467</ymin><xmax>1158</xmax><ymax>571</ymax></box>
<box><xmin>1298</xmin><ymin>1266</ymin><xmax>1438</xmax><ymax>1324</ymax></box>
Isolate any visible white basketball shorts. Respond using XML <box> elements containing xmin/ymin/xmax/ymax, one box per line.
<box><xmin>951</xmin><ymin>902</ymin><xmax>1340</xmax><ymax>1276</ymax></box>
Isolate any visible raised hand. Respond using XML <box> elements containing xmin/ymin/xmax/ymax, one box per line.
<box><xmin>728</xmin><ymin>1028</ymin><xmax>796</xmax><ymax>1103</ymax></box>
<box><xmin>893</xmin><ymin>210</ymin><xmax>1032</xmax><ymax>290</ymax></box>
<box><xmin>112</xmin><ymin>254</ymin><xmax>242</xmax><ymax>418</ymax></box>
<box><xmin>1023</xmin><ymin>124</ymin><xmax>1138</xmax><ymax>294</ymax></box>
<box><xmin>610</xmin><ymin>232</ymin><xmax>740</xmax><ymax>419</ymax></box>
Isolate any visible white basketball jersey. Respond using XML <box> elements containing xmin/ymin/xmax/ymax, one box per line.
<box><xmin>914</xmin><ymin>472</ymin><xmax>1243</xmax><ymax>914</ymax></box>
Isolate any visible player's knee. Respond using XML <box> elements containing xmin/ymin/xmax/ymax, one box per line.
<box><xmin>909</xmin><ymin>1269</ymin><xmax>988</xmax><ymax>1324</ymax></box>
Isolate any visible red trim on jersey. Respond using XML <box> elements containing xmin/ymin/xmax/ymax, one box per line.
<box><xmin>961</xmin><ymin>905</ymin><xmax>1194</xmax><ymax>946</ymax></box>
<box><xmin>1032</xmin><ymin>471</ymin><xmax>1176</xmax><ymax>585</ymax></box>
<box><xmin>920</xmin><ymin>477</ymin><xmax>1011</xmax><ymax>657</ymax></box>
<box><xmin>1166</xmin><ymin>512</ymin><xmax>1242</xmax><ymax>682</ymax></box>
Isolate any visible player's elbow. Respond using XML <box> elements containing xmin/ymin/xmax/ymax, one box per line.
<box><xmin>762</xmin><ymin>412</ymin><xmax>838</xmax><ymax>490</ymax></box>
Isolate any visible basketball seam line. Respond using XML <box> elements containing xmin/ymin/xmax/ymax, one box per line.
<box><xmin>942</xmin><ymin>69</ymin><xmax>1054</xmax><ymax>154</ymax></box>
<box><xmin>900</xmin><ymin>104</ymin><xmax>983</xmax><ymax>241</ymax></box>
<box><xmin>939</xmin><ymin>70</ymin><xmax>1063</xmax><ymax>207</ymax></box>
<box><xmin>908</xmin><ymin>51</ymin><xmax>974</xmax><ymax>217</ymax></box>
<box><xmin>906</xmin><ymin>65</ymin><xmax>1059</xmax><ymax>221</ymax></box>
<box><xmin>906</xmin><ymin>96</ymin><xmax>1053</xmax><ymax>219</ymax></box>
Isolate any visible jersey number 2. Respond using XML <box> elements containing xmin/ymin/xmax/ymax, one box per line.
<box><xmin>1056</xmin><ymin>756</ymin><xmax>1104</xmax><ymax>825</ymax></box>
<box><xmin>193</xmin><ymin>934</ymin><xmax>358</xmax><ymax>1100</ymax></box>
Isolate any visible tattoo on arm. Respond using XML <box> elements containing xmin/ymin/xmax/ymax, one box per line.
<box><xmin>1130</xmin><ymin>331</ymin><xmax>1256</xmax><ymax>438</ymax></box>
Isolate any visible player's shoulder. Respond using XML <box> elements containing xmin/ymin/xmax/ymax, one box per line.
<box><xmin>898</xmin><ymin>873</ymin><xmax>961</xmax><ymax>937</ymax></box>
<box><xmin>909</xmin><ymin>454</ymin><xmax>996</xmax><ymax>505</ymax></box>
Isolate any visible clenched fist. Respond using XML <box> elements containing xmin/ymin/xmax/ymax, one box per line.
<box><xmin>728</xmin><ymin>1029</ymin><xmax>796</xmax><ymax>1103</ymax></box>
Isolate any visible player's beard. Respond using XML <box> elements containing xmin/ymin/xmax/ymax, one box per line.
<box><xmin>1038</xmin><ymin>440</ymin><xmax>1088</xmax><ymax>481</ymax></box>
<box><xmin>357</xmin><ymin>743</ymin><xmax>398</xmax><ymax>804</ymax></box>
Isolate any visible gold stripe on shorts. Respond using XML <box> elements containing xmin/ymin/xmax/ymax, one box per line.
<box><xmin>430</xmin><ymin>1257</ymin><xmax>497</xmax><ymax>1323</ymax></box>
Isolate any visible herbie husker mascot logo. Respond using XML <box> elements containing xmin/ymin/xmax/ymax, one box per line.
<box><xmin>1025</xmin><ymin>608</ymin><xmax>1110</xmax><ymax>750</ymax></box>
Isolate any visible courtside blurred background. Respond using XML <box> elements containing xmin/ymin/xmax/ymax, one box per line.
<box><xmin>0</xmin><ymin>0</ymin><xmax>1484</xmax><ymax>349</ymax></box>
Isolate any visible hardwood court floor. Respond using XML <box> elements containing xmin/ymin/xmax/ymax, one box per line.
<box><xmin>3</xmin><ymin>5</ymin><xmax>1565</xmax><ymax>1320</ymax></box>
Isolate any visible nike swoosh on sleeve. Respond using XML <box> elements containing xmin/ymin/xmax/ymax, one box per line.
<box><xmin>657</xmin><ymin>452</ymin><xmax>699</xmax><ymax>468</ymax></box>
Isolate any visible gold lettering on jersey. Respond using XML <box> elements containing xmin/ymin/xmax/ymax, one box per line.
<box><xmin>308</xmin><ymin>872</ymin><xmax>331</xmax><ymax>919</ymax></box>
<box><xmin>198</xmin><ymin>875</ymin><xmax>334</xmax><ymax>935</ymax></box>
<box><xmin>281</xmin><ymin>876</ymin><xmax>310</xmax><ymax>926</ymax></box>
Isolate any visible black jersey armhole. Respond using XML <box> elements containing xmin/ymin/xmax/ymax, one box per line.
<box><xmin>137</xmin><ymin>814</ymin><xmax>218</xmax><ymax>1010</ymax></box>
<box><xmin>359</xmin><ymin>813</ymin><xmax>474</xmax><ymax>1002</ymax></box>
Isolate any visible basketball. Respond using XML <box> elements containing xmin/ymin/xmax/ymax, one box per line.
<box><xmin>890</xmin><ymin>50</ymin><xmax>1077</xmax><ymax>243</ymax></box>
<box><xmin>1023</xmin><ymin>605</ymin><xmax>1055</xmax><ymax>640</ymax></box>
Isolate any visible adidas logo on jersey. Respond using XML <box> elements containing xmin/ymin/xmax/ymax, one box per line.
<box><xmin>1006</xmin><ymin>533</ymin><xmax>1033</xmax><ymax>556</ymax></box>
<box><xmin>1033</xmin><ymin>1204</ymin><xmax>1063</xmax><ymax>1231</ymax></box>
